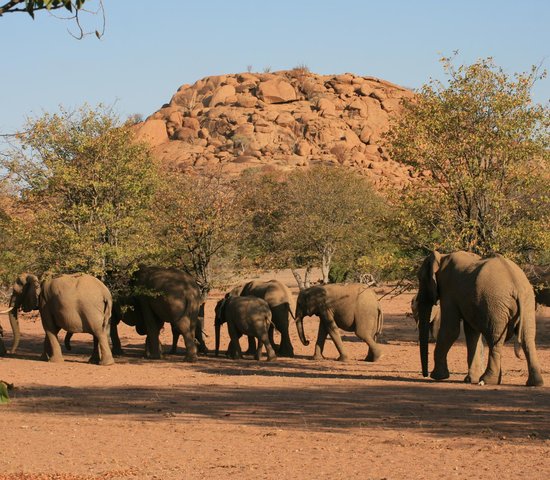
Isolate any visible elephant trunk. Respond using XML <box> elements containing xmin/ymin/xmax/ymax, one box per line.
<box><xmin>296</xmin><ymin>317</ymin><xmax>310</xmax><ymax>346</ymax></box>
<box><xmin>8</xmin><ymin>295</ymin><xmax>20</xmax><ymax>354</ymax></box>
<box><xmin>215</xmin><ymin>321</ymin><xmax>221</xmax><ymax>357</ymax></box>
<box><xmin>418</xmin><ymin>303</ymin><xmax>432</xmax><ymax>377</ymax></box>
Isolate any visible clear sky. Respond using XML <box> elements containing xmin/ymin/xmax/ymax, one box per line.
<box><xmin>1</xmin><ymin>0</ymin><xmax>549</xmax><ymax>134</ymax></box>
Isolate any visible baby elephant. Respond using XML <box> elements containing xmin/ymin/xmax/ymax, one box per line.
<box><xmin>295</xmin><ymin>283</ymin><xmax>384</xmax><ymax>362</ymax></box>
<box><xmin>214</xmin><ymin>295</ymin><xmax>276</xmax><ymax>361</ymax></box>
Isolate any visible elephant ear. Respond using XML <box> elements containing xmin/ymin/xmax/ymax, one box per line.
<box><xmin>417</xmin><ymin>251</ymin><xmax>441</xmax><ymax>305</ymax></box>
<box><xmin>214</xmin><ymin>296</ymin><xmax>229</xmax><ymax>325</ymax></box>
<box><xmin>16</xmin><ymin>274</ymin><xmax>40</xmax><ymax>312</ymax></box>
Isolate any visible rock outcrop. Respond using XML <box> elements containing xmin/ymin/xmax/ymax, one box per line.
<box><xmin>135</xmin><ymin>69</ymin><xmax>418</xmax><ymax>188</ymax></box>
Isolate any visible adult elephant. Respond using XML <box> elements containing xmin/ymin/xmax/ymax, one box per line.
<box><xmin>416</xmin><ymin>250</ymin><xmax>543</xmax><ymax>387</ymax></box>
<box><xmin>0</xmin><ymin>273</ymin><xmax>35</xmax><ymax>356</ymax></box>
<box><xmin>230</xmin><ymin>279</ymin><xmax>295</xmax><ymax>357</ymax></box>
<box><xmin>295</xmin><ymin>283</ymin><xmax>383</xmax><ymax>362</ymax></box>
<box><xmin>2</xmin><ymin>273</ymin><xmax>114</xmax><ymax>365</ymax></box>
<box><xmin>110</xmin><ymin>265</ymin><xmax>201</xmax><ymax>362</ymax></box>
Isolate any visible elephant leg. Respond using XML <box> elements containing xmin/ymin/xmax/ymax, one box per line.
<box><xmin>360</xmin><ymin>333</ymin><xmax>383</xmax><ymax>362</ymax></box>
<box><xmin>245</xmin><ymin>335</ymin><xmax>256</xmax><ymax>355</ymax></box>
<box><xmin>0</xmin><ymin>324</ymin><xmax>6</xmax><ymax>356</ymax></box>
<box><xmin>194</xmin><ymin>319</ymin><xmax>208</xmax><ymax>355</ymax></box>
<box><xmin>170</xmin><ymin>323</ymin><xmax>180</xmax><ymax>354</ymax></box>
<box><xmin>313</xmin><ymin>321</ymin><xmax>328</xmax><ymax>360</ymax></box>
<box><xmin>44</xmin><ymin>328</ymin><xmax>63</xmax><ymax>363</ymax></box>
<box><xmin>40</xmin><ymin>334</ymin><xmax>53</xmax><ymax>361</ymax></box>
<box><xmin>96</xmin><ymin>330</ymin><xmax>114</xmax><ymax>366</ymax></box>
<box><xmin>138</xmin><ymin>300</ymin><xmax>163</xmax><ymax>359</ymax></box>
<box><xmin>173</xmin><ymin>314</ymin><xmax>198</xmax><ymax>362</ymax></box>
<box><xmin>463</xmin><ymin>322</ymin><xmax>483</xmax><ymax>383</ymax></box>
<box><xmin>272</xmin><ymin>305</ymin><xmax>294</xmax><ymax>357</ymax></box>
<box><xmin>110</xmin><ymin>320</ymin><xmax>124</xmax><ymax>357</ymax></box>
<box><xmin>431</xmin><ymin>308</ymin><xmax>461</xmax><ymax>380</ymax></box>
<box><xmin>258</xmin><ymin>332</ymin><xmax>276</xmax><ymax>361</ymax></box>
<box><xmin>521</xmin><ymin>336</ymin><xmax>544</xmax><ymax>387</ymax></box>
<box><xmin>40</xmin><ymin>310</ymin><xmax>63</xmax><ymax>363</ymax></box>
<box><xmin>228</xmin><ymin>323</ymin><xmax>242</xmax><ymax>359</ymax></box>
<box><xmin>480</xmin><ymin>337</ymin><xmax>504</xmax><ymax>385</ymax></box>
<box><xmin>324</xmin><ymin>316</ymin><xmax>348</xmax><ymax>362</ymax></box>
<box><xmin>89</xmin><ymin>336</ymin><xmax>100</xmax><ymax>364</ymax></box>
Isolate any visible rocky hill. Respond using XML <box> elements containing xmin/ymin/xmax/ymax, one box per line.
<box><xmin>135</xmin><ymin>69</ymin><xmax>418</xmax><ymax>188</ymax></box>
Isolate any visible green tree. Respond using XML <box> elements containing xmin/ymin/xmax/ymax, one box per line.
<box><xmin>1</xmin><ymin>105</ymin><xmax>160</xmax><ymax>293</ymax></box>
<box><xmin>156</xmin><ymin>170</ymin><xmax>243</xmax><ymax>298</ymax></box>
<box><xmin>387</xmin><ymin>56</ymin><xmax>550</xmax><ymax>264</ymax></box>
<box><xmin>238</xmin><ymin>166</ymin><xmax>386</xmax><ymax>287</ymax></box>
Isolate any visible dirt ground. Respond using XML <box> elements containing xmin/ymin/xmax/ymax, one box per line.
<box><xmin>1</xmin><ymin>271</ymin><xmax>549</xmax><ymax>480</ymax></box>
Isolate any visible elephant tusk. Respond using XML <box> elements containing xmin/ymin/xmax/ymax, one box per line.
<box><xmin>0</xmin><ymin>307</ymin><xmax>13</xmax><ymax>314</ymax></box>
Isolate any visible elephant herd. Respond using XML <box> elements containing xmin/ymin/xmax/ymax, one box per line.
<box><xmin>0</xmin><ymin>250</ymin><xmax>547</xmax><ymax>387</ymax></box>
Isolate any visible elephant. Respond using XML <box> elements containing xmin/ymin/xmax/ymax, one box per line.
<box><xmin>214</xmin><ymin>294</ymin><xmax>276</xmax><ymax>361</ymax></box>
<box><xmin>2</xmin><ymin>273</ymin><xmax>114</xmax><ymax>365</ymax></box>
<box><xmin>0</xmin><ymin>273</ymin><xmax>34</xmax><ymax>356</ymax></box>
<box><xmin>229</xmin><ymin>279</ymin><xmax>295</xmax><ymax>357</ymax></box>
<box><xmin>110</xmin><ymin>265</ymin><xmax>201</xmax><ymax>362</ymax></box>
<box><xmin>411</xmin><ymin>294</ymin><xmax>440</xmax><ymax>342</ymax></box>
<box><xmin>295</xmin><ymin>283</ymin><xmax>384</xmax><ymax>362</ymax></box>
<box><xmin>416</xmin><ymin>250</ymin><xmax>543</xmax><ymax>387</ymax></box>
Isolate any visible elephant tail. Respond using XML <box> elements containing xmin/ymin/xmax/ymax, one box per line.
<box><xmin>103</xmin><ymin>296</ymin><xmax>113</xmax><ymax>330</ymax></box>
<box><xmin>375</xmin><ymin>305</ymin><xmax>384</xmax><ymax>339</ymax></box>
<box><xmin>514</xmin><ymin>296</ymin><xmax>525</xmax><ymax>359</ymax></box>
<box><xmin>513</xmin><ymin>290</ymin><xmax>535</xmax><ymax>360</ymax></box>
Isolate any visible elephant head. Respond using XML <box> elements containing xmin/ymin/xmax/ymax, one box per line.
<box><xmin>416</xmin><ymin>251</ymin><xmax>441</xmax><ymax>377</ymax></box>
<box><xmin>0</xmin><ymin>273</ymin><xmax>40</xmax><ymax>355</ymax></box>
<box><xmin>214</xmin><ymin>295</ymin><xmax>229</xmax><ymax>357</ymax></box>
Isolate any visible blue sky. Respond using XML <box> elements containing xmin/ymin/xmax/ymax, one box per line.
<box><xmin>1</xmin><ymin>0</ymin><xmax>549</xmax><ymax>134</ymax></box>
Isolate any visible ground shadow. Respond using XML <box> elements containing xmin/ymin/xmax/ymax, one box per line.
<box><xmin>8</xmin><ymin>376</ymin><xmax>549</xmax><ymax>441</ymax></box>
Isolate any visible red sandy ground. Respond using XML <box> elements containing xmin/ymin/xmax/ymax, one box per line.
<box><xmin>1</xmin><ymin>271</ymin><xmax>549</xmax><ymax>480</ymax></box>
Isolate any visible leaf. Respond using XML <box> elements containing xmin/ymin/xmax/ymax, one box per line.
<box><xmin>0</xmin><ymin>381</ymin><xmax>10</xmax><ymax>404</ymax></box>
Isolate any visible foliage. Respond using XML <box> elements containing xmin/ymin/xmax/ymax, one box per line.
<box><xmin>155</xmin><ymin>170</ymin><xmax>243</xmax><ymax>297</ymax></box>
<box><xmin>0</xmin><ymin>1</ymin><xmax>86</xmax><ymax>17</ymax></box>
<box><xmin>0</xmin><ymin>105</ymin><xmax>160</xmax><ymax>294</ymax></box>
<box><xmin>387</xmin><ymin>56</ymin><xmax>550</xmax><ymax>265</ymax></box>
<box><xmin>237</xmin><ymin>166</ymin><xmax>387</xmax><ymax>284</ymax></box>
<box><xmin>0</xmin><ymin>381</ymin><xmax>10</xmax><ymax>404</ymax></box>
<box><xmin>0</xmin><ymin>1</ymin><xmax>104</xmax><ymax>40</ymax></box>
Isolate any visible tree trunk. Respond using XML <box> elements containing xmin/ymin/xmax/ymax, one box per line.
<box><xmin>321</xmin><ymin>246</ymin><xmax>334</xmax><ymax>284</ymax></box>
<box><xmin>292</xmin><ymin>267</ymin><xmax>313</xmax><ymax>290</ymax></box>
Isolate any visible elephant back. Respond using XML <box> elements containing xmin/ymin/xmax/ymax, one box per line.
<box><xmin>132</xmin><ymin>265</ymin><xmax>201</xmax><ymax>317</ymax></box>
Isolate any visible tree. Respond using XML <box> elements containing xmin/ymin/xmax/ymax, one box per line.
<box><xmin>0</xmin><ymin>1</ymin><xmax>104</xmax><ymax>39</ymax></box>
<box><xmin>1</xmin><ymin>105</ymin><xmax>160</xmax><ymax>294</ymax></box>
<box><xmin>155</xmin><ymin>170</ymin><xmax>243</xmax><ymax>298</ymax></box>
<box><xmin>238</xmin><ymin>166</ymin><xmax>386</xmax><ymax>287</ymax></box>
<box><xmin>387</xmin><ymin>56</ymin><xmax>550</xmax><ymax>264</ymax></box>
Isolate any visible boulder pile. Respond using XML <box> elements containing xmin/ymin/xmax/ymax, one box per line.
<box><xmin>135</xmin><ymin>69</ymin><xmax>419</xmax><ymax>188</ymax></box>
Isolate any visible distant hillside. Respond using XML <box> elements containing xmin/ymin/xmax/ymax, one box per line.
<box><xmin>135</xmin><ymin>69</ymin><xmax>422</xmax><ymax>188</ymax></box>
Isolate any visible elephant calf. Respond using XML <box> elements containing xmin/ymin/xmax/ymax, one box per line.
<box><xmin>214</xmin><ymin>295</ymin><xmax>276</xmax><ymax>361</ymax></box>
<box><xmin>295</xmin><ymin>283</ymin><xmax>384</xmax><ymax>362</ymax></box>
